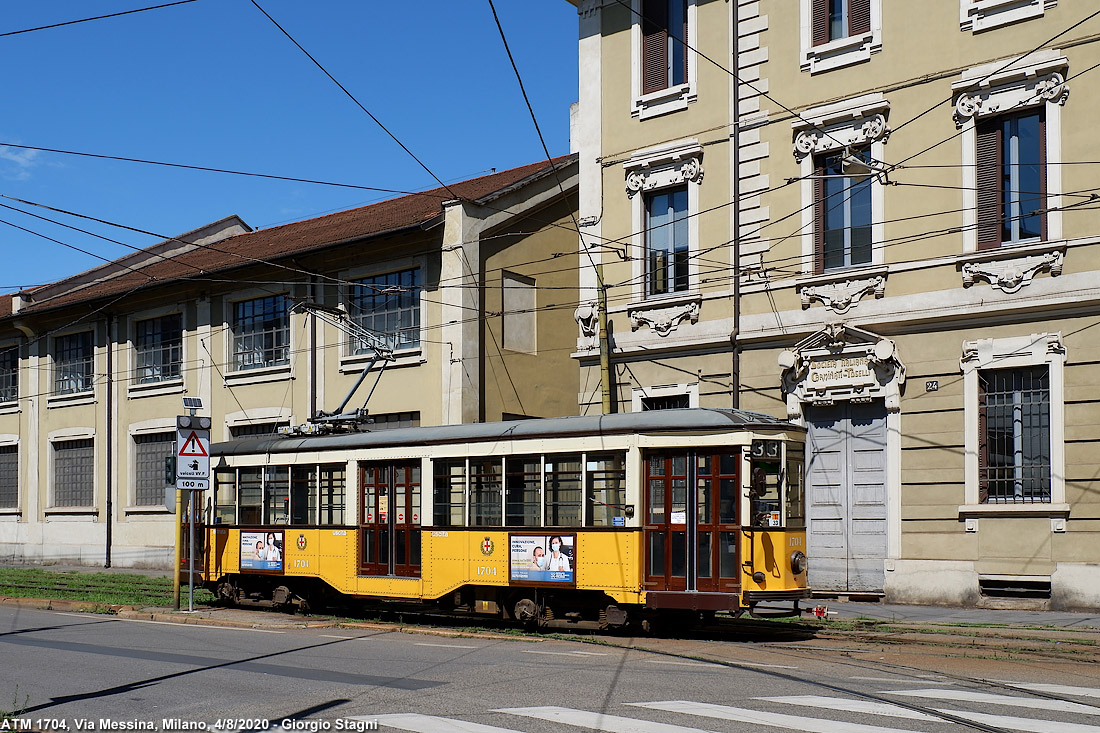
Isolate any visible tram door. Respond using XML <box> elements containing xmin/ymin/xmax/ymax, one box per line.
<box><xmin>359</xmin><ymin>461</ymin><xmax>422</xmax><ymax>577</ymax></box>
<box><xmin>644</xmin><ymin>451</ymin><xmax>741</xmax><ymax>593</ymax></box>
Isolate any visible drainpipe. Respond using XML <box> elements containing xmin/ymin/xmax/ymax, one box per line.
<box><xmin>105</xmin><ymin>314</ymin><xmax>115</xmax><ymax>568</ymax></box>
<box><xmin>730</xmin><ymin>0</ymin><xmax>741</xmax><ymax>410</ymax></box>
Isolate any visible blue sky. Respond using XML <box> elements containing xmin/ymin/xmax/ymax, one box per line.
<box><xmin>0</xmin><ymin>1</ymin><xmax>578</xmax><ymax>294</ymax></box>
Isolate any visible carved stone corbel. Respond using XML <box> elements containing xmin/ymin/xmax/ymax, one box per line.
<box><xmin>629</xmin><ymin>299</ymin><xmax>700</xmax><ymax>336</ymax></box>
<box><xmin>799</xmin><ymin>275</ymin><xmax>886</xmax><ymax>313</ymax></box>
<box><xmin>960</xmin><ymin>250</ymin><xmax>1063</xmax><ymax>294</ymax></box>
<box><xmin>573</xmin><ymin>301</ymin><xmax>599</xmax><ymax>350</ymax></box>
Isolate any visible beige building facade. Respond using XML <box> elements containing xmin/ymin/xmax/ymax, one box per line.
<box><xmin>568</xmin><ymin>0</ymin><xmax>1100</xmax><ymax>608</ymax></box>
<box><xmin>0</xmin><ymin>158</ymin><xmax>579</xmax><ymax>568</ymax></box>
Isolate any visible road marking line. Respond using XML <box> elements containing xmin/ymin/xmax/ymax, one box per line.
<box><xmin>998</xmin><ymin>682</ymin><xmax>1100</xmax><ymax>698</ymax></box>
<box><xmin>56</xmin><ymin>613</ymin><xmax>285</xmax><ymax>633</ymax></box>
<box><xmin>497</xmin><ymin>706</ymin><xmax>714</xmax><ymax>732</ymax></box>
<box><xmin>372</xmin><ymin>713</ymin><xmax>518</xmax><ymax>733</ymax></box>
<box><xmin>849</xmin><ymin>676</ymin><xmax>952</xmax><ymax>684</ymax></box>
<box><xmin>733</xmin><ymin>661</ymin><xmax>798</xmax><ymax>670</ymax></box>
<box><xmin>937</xmin><ymin>708</ymin><xmax>1100</xmax><ymax>733</ymax></box>
<box><xmin>320</xmin><ymin>634</ymin><xmax>358</xmax><ymax>639</ymax></box>
<box><xmin>642</xmin><ymin>659</ymin><xmax>725</xmax><ymax>669</ymax></box>
<box><xmin>886</xmin><ymin>688</ymin><xmax>1100</xmax><ymax>715</ymax></box>
<box><xmin>756</xmin><ymin>695</ymin><xmax>939</xmax><ymax>721</ymax></box>
<box><xmin>522</xmin><ymin>649</ymin><xmax>607</xmax><ymax>657</ymax></box>
<box><xmin>629</xmin><ymin>700</ymin><xmax>923</xmax><ymax>732</ymax></box>
<box><xmin>415</xmin><ymin>642</ymin><xmax>479</xmax><ymax>649</ymax></box>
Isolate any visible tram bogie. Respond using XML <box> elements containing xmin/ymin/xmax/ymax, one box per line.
<box><xmin>195</xmin><ymin>408</ymin><xmax>811</xmax><ymax>628</ymax></box>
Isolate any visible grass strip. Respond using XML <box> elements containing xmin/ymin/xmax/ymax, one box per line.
<box><xmin>0</xmin><ymin>567</ymin><xmax>214</xmax><ymax>607</ymax></box>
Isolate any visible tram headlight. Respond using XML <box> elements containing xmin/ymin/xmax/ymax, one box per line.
<box><xmin>790</xmin><ymin>550</ymin><xmax>808</xmax><ymax>575</ymax></box>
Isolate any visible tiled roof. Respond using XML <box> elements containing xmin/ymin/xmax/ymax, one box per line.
<box><xmin>6</xmin><ymin>155</ymin><xmax>576</xmax><ymax>318</ymax></box>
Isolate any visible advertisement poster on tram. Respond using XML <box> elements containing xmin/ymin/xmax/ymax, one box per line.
<box><xmin>510</xmin><ymin>534</ymin><xmax>574</xmax><ymax>583</ymax></box>
<box><xmin>240</xmin><ymin>530</ymin><xmax>284</xmax><ymax>571</ymax></box>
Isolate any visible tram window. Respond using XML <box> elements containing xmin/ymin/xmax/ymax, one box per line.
<box><xmin>719</xmin><ymin>531</ymin><xmax>738</xmax><ymax>578</ymax></box>
<box><xmin>648</xmin><ymin>456</ymin><xmax>666</xmax><ymax>524</ymax></box>
<box><xmin>586</xmin><ymin>453</ymin><xmax>625</xmax><ymax>527</ymax></box>
<box><xmin>470</xmin><ymin>458</ymin><xmax>503</xmax><ymax>526</ymax></box>
<box><xmin>749</xmin><ymin>459</ymin><xmax>782</xmax><ymax>527</ymax></box>
<box><xmin>506</xmin><ymin>457</ymin><xmax>541</xmax><ymax>526</ymax></box>
<box><xmin>545</xmin><ymin>455</ymin><xmax>582</xmax><ymax>526</ymax></box>
<box><xmin>785</xmin><ymin>446</ymin><xmax>805</xmax><ymax>528</ymax></box>
<box><xmin>264</xmin><ymin>466</ymin><xmax>289</xmax><ymax>524</ymax></box>
<box><xmin>238</xmin><ymin>468</ymin><xmax>262</xmax><ymax>525</ymax></box>
<box><xmin>318</xmin><ymin>464</ymin><xmax>346</xmax><ymax>525</ymax></box>
<box><xmin>214</xmin><ymin>470</ymin><xmax>236</xmax><ymax>524</ymax></box>
<box><xmin>290</xmin><ymin>466</ymin><xmax>317</xmax><ymax>525</ymax></box>
<box><xmin>433</xmin><ymin>460</ymin><xmax>466</xmax><ymax>527</ymax></box>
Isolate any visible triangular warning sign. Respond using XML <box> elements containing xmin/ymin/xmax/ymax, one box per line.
<box><xmin>179</xmin><ymin>431</ymin><xmax>209</xmax><ymax>457</ymax></box>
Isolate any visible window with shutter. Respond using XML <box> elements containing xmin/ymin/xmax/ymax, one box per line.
<box><xmin>641</xmin><ymin>0</ymin><xmax>688</xmax><ymax>95</ymax></box>
<box><xmin>814</xmin><ymin>148</ymin><xmax>873</xmax><ymax>273</ymax></box>
<box><xmin>802</xmin><ymin>0</ymin><xmax>881</xmax><ymax>73</ymax></box>
<box><xmin>813</xmin><ymin>0</ymin><xmax>871</xmax><ymax>46</ymax></box>
<box><xmin>974</xmin><ymin>109</ymin><xmax>1045</xmax><ymax>249</ymax></box>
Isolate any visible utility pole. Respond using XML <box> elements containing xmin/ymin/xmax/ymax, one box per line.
<box><xmin>597</xmin><ymin>262</ymin><xmax>614</xmax><ymax>414</ymax></box>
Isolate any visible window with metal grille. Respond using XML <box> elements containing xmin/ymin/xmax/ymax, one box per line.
<box><xmin>368</xmin><ymin>411</ymin><xmax>420</xmax><ymax>430</ymax></box>
<box><xmin>0</xmin><ymin>346</ymin><xmax>16</xmax><ymax>403</ymax></box>
<box><xmin>232</xmin><ymin>295</ymin><xmax>289</xmax><ymax>371</ymax></box>
<box><xmin>979</xmin><ymin>366</ymin><xmax>1051</xmax><ymax>503</ymax></box>
<box><xmin>815</xmin><ymin>147</ymin><xmax>873</xmax><ymax>273</ymax></box>
<box><xmin>0</xmin><ymin>445</ymin><xmax>17</xmax><ymax>508</ymax></box>
<box><xmin>53</xmin><ymin>439</ymin><xmax>94</xmax><ymax>507</ymax></box>
<box><xmin>812</xmin><ymin>0</ymin><xmax>871</xmax><ymax>46</ymax></box>
<box><xmin>54</xmin><ymin>332</ymin><xmax>94</xmax><ymax>395</ymax></box>
<box><xmin>133</xmin><ymin>432</ymin><xmax>174</xmax><ymax>506</ymax></box>
<box><xmin>134</xmin><ymin>314</ymin><xmax>182</xmax><ymax>384</ymax></box>
<box><xmin>641</xmin><ymin>0</ymin><xmax>688</xmax><ymax>94</ymax></box>
<box><xmin>976</xmin><ymin>109</ymin><xmax>1045</xmax><ymax>249</ymax></box>
<box><xmin>641</xmin><ymin>394</ymin><xmax>690</xmax><ymax>410</ymax></box>
<box><xmin>349</xmin><ymin>268</ymin><xmax>421</xmax><ymax>351</ymax></box>
<box><xmin>228</xmin><ymin>422</ymin><xmax>288</xmax><ymax>438</ymax></box>
<box><xmin>646</xmin><ymin>186</ymin><xmax>689</xmax><ymax>296</ymax></box>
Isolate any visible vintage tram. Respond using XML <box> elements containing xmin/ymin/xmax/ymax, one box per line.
<box><xmin>196</xmin><ymin>408</ymin><xmax>809</xmax><ymax>628</ymax></box>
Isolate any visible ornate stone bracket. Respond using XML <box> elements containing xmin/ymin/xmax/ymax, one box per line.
<box><xmin>953</xmin><ymin>71</ymin><xmax>1069</xmax><ymax>128</ymax></box>
<box><xmin>629</xmin><ymin>299</ymin><xmax>700</xmax><ymax>337</ymax></box>
<box><xmin>799</xmin><ymin>275</ymin><xmax>886</xmax><ymax>313</ymax></box>
<box><xmin>960</xmin><ymin>250</ymin><xmax>1063</xmax><ymax>294</ymax></box>
<box><xmin>793</xmin><ymin>113</ymin><xmax>890</xmax><ymax>162</ymax></box>
<box><xmin>625</xmin><ymin>156</ymin><xmax>704</xmax><ymax>198</ymax></box>
<box><xmin>573</xmin><ymin>301</ymin><xmax>599</xmax><ymax>350</ymax></box>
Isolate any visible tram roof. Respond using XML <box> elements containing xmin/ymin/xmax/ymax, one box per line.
<box><xmin>211</xmin><ymin>407</ymin><xmax>802</xmax><ymax>457</ymax></box>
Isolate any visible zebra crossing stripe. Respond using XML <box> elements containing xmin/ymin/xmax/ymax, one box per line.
<box><xmin>497</xmin><ymin>706</ymin><xmax>717</xmax><ymax>733</ymax></box>
<box><xmin>886</xmin><ymin>688</ymin><xmax>1100</xmax><ymax>715</ymax></box>
<box><xmin>627</xmin><ymin>700</ymin><xmax>925</xmax><ymax>732</ymax></box>
<box><xmin>755</xmin><ymin>695</ymin><xmax>940</xmax><ymax>720</ymax></box>
<box><xmin>372</xmin><ymin>713</ymin><xmax>519</xmax><ymax>733</ymax></box>
<box><xmin>1001</xmin><ymin>682</ymin><xmax>1100</xmax><ymax>699</ymax></box>
<box><xmin>936</xmin><ymin>708</ymin><xmax>1100</xmax><ymax>733</ymax></box>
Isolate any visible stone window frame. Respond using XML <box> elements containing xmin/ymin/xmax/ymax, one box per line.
<box><xmin>800</xmin><ymin>0</ymin><xmax>883</xmax><ymax>75</ymax></box>
<box><xmin>630</xmin><ymin>0</ymin><xmax>699</xmax><ymax>119</ymax></box>
<box><xmin>960</xmin><ymin>332</ymin><xmax>1067</xmax><ymax>518</ymax></box>
<box><xmin>630</xmin><ymin>382</ymin><xmax>699</xmax><ymax>413</ymax></box>
<box><xmin>960</xmin><ymin>0</ymin><xmax>1057</xmax><ymax>33</ymax></box>
<box><xmin>954</xmin><ymin>51</ymin><xmax>1068</xmax><ymax>254</ymax></box>
<box><xmin>624</xmin><ymin>140</ymin><xmax>704</xmax><ymax>305</ymax></box>
<box><xmin>793</xmin><ymin>93</ymin><xmax>890</xmax><ymax>276</ymax></box>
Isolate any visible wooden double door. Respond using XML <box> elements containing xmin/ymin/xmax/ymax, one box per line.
<box><xmin>643</xmin><ymin>451</ymin><xmax>741</xmax><ymax>593</ymax></box>
<box><xmin>359</xmin><ymin>461</ymin><xmax>421</xmax><ymax>577</ymax></box>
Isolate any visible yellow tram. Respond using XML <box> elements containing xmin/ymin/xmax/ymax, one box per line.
<box><xmin>197</xmin><ymin>408</ymin><xmax>809</xmax><ymax>628</ymax></box>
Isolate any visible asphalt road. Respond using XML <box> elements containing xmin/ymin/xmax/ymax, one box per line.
<box><xmin>4</xmin><ymin>605</ymin><xmax>1100</xmax><ymax>733</ymax></box>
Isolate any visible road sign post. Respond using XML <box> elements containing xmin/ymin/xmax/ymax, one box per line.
<box><xmin>176</xmin><ymin>414</ymin><xmax>211</xmax><ymax>612</ymax></box>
